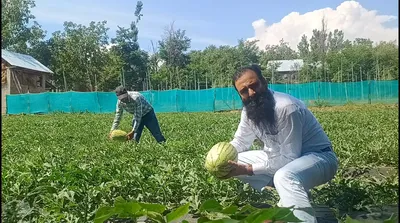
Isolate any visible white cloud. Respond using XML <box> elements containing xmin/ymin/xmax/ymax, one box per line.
<box><xmin>248</xmin><ymin>1</ymin><xmax>398</xmax><ymax>50</ymax></box>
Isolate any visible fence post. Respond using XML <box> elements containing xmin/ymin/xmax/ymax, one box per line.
<box><xmin>27</xmin><ymin>93</ymin><xmax>30</xmax><ymax>114</ymax></box>
<box><xmin>69</xmin><ymin>91</ymin><xmax>73</xmax><ymax>113</ymax></box>
<box><xmin>317</xmin><ymin>82</ymin><xmax>321</xmax><ymax>101</ymax></box>
<box><xmin>176</xmin><ymin>89</ymin><xmax>179</xmax><ymax>112</ymax></box>
<box><xmin>213</xmin><ymin>88</ymin><xmax>216</xmax><ymax>112</ymax></box>
<box><xmin>47</xmin><ymin>92</ymin><xmax>50</xmax><ymax>114</ymax></box>
<box><xmin>96</xmin><ymin>92</ymin><xmax>101</xmax><ymax>113</ymax></box>
<box><xmin>232</xmin><ymin>87</ymin><xmax>235</xmax><ymax>110</ymax></box>
<box><xmin>368</xmin><ymin>80</ymin><xmax>371</xmax><ymax>104</ymax></box>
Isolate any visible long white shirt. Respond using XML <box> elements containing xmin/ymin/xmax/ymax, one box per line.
<box><xmin>230</xmin><ymin>90</ymin><xmax>332</xmax><ymax>176</ymax></box>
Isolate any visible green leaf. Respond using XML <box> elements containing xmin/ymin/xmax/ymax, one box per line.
<box><xmin>166</xmin><ymin>203</ymin><xmax>190</xmax><ymax>222</ymax></box>
<box><xmin>268</xmin><ymin>207</ymin><xmax>302</xmax><ymax>222</ymax></box>
<box><xmin>114</xmin><ymin>201</ymin><xmax>142</xmax><ymax>217</ymax></box>
<box><xmin>147</xmin><ymin>211</ymin><xmax>166</xmax><ymax>223</ymax></box>
<box><xmin>200</xmin><ymin>199</ymin><xmax>223</xmax><ymax>212</ymax></box>
<box><xmin>238</xmin><ymin>204</ymin><xmax>258</xmax><ymax>214</ymax></box>
<box><xmin>240</xmin><ymin>207</ymin><xmax>301</xmax><ymax>223</ymax></box>
<box><xmin>241</xmin><ymin>209</ymin><xmax>263</xmax><ymax>223</ymax></box>
<box><xmin>114</xmin><ymin>196</ymin><xmax>126</xmax><ymax>205</ymax></box>
<box><xmin>94</xmin><ymin>206</ymin><xmax>115</xmax><ymax>223</ymax></box>
<box><xmin>204</xmin><ymin>219</ymin><xmax>240</xmax><ymax>223</ymax></box>
<box><xmin>221</xmin><ymin>205</ymin><xmax>238</xmax><ymax>215</ymax></box>
<box><xmin>344</xmin><ymin>215</ymin><xmax>363</xmax><ymax>223</ymax></box>
<box><xmin>139</xmin><ymin>202</ymin><xmax>166</xmax><ymax>214</ymax></box>
<box><xmin>198</xmin><ymin>216</ymin><xmax>211</xmax><ymax>223</ymax></box>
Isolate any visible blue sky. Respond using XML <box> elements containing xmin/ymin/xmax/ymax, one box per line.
<box><xmin>31</xmin><ymin>0</ymin><xmax>398</xmax><ymax>51</ymax></box>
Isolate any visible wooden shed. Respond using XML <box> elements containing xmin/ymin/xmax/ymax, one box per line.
<box><xmin>1</xmin><ymin>49</ymin><xmax>54</xmax><ymax>114</ymax></box>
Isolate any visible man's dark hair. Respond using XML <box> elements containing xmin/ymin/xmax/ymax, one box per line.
<box><xmin>115</xmin><ymin>85</ymin><xmax>127</xmax><ymax>96</ymax></box>
<box><xmin>232</xmin><ymin>64</ymin><xmax>267</xmax><ymax>90</ymax></box>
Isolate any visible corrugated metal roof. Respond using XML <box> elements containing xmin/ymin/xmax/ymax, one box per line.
<box><xmin>1</xmin><ymin>49</ymin><xmax>53</xmax><ymax>74</ymax></box>
<box><xmin>267</xmin><ymin>59</ymin><xmax>304</xmax><ymax>72</ymax></box>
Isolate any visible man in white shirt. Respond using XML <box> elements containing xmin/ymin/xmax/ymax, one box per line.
<box><xmin>224</xmin><ymin>64</ymin><xmax>338</xmax><ymax>223</ymax></box>
<box><xmin>109</xmin><ymin>86</ymin><xmax>166</xmax><ymax>144</ymax></box>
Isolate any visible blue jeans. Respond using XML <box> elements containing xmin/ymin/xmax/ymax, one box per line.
<box><xmin>133</xmin><ymin>109</ymin><xmax>166</xmax><ymax>143</ymax></box>
<box><xmin>235</xmin><ymin>148</ymin><xmax>338</xmax><ymax>223</ymax></box>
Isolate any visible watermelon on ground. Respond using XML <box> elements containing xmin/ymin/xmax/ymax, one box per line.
<box><xmin>110</xmin><ymin>130</ymin><xmax>128</xmax><ymax>142</ymax></box>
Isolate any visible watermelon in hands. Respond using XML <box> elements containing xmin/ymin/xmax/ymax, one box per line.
<box><xmin>204</xmin><ymin>142</ymin><xmax>238</xmax><ymax>179</ymax></box>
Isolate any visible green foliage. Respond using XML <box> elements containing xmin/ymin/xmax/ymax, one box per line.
<box><xmin>93</xmin><ymin>197</ymin><xmax>302</xmax><ymax>223</ymax></box>
<box><xmin>1</xmin><ymin>105</ymin><xmax>398</xmax><ymax>222</ymax></box>
<box><xmin>49</xmin><ymin>21</ymin><xmax>110</xmax><ymax>91</ymax></box>
<box><xmin>110</xmin><ymin>1</ymin><xmax>148</xmax><ymax>91</ymax></box>
<box><xmin>1</xmin><ymin>0</ymin><xmax>45</xmax><ymax>53</ymax></box>
<box><xmin>2</xmin><ymin>3</ymin><xmax>398</xmax><ymax>91</ymax></box>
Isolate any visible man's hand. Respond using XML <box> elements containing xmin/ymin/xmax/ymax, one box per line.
<box><xmin>219</xmin><ymin>160</ymin><xmax>253</xmax><ymax>179</ymax></box>
<box><xmin>108</xmin><ymin>132</ymin><xmax>113</xmax><ymax>139</ymax></box>
<box><xmin>127</xmin><ymin>130</ymin><xmax>134</xmax><ymax>140</ymax></box>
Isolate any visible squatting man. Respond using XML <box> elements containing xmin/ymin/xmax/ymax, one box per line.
<box><xmin>109</xmin><ymin>86</ymin><xmax>166</xmax><ymax>144</ymax></box>
<box><xmin>223</xmin><ymin>64</ymin><xmax>338</xmax><ymax>223</ymax></box>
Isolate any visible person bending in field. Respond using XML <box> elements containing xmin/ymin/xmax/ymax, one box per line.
<box><xmin>109</xmin><ymin>86</ymin><xmax>166</xmax><ymax>144</ymax></box>
<box><xmin>224</xmin><ymin>64</ymin><xmax>338</xmax><ymax>223</ymax></box>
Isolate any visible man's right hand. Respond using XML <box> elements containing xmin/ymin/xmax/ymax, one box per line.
<box><xmin>108</xmin><ymin>132</ymin><xmax>113</xmax><ymax>139</ymax></box>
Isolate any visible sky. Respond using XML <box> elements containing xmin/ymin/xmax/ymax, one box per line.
<box><xmin>31</xmin><ymin>0</ymin><xmax>398</xmax><ymax>52</ymax></box>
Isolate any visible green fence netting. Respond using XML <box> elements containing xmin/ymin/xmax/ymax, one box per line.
<box><xmin>6</xmin><ymin>80</ymin><xmax>398</xmax><ymax>115</ymax></box>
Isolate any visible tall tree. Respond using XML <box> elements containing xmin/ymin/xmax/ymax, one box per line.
<box><xmin>49</xmin><ymin>21</ymin><xmax>109</xmax><ymax>91</ymax></box>
<box><xmin>327</xmin><ymin>29</ymin><xmax>345</xmax><ymax>52</ymax></box>
<box><xmin>1</xmin><ymin>0</ymin><xmax>45</xmax><ymax>53</ymax></box>
<box><xmin>110</xmin><ymin>1</ymin><xmax>149</xmax><ymax>91</ymax></box>
<box><xmin>309</xmin><ymin>17</ymin><xmax>329</xmax><ymax>81</ymax></box>
<box><xmin>297</xmin><ymin>34</ymin><xmax>310</xmax><ymax>59</ymax></box>
<box><xmin>158</xmin><ymin>22</ymin><xmax>191</xmax><ymax>88</ymax></box>
<box><xmin>263</xmin><ymin>39</ymin><xmax>298</xmax><ymax>61</ymax></box>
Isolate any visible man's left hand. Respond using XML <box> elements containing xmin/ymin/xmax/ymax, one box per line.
<box><xmin>220</xmin><ymin>160</ymin><xmax>253</xmax><ymax>179</ymax></box>
<box><xmin>127</xmin><ymin>130</ymin><xmax>134</xmax><ymax>140</ymax></box>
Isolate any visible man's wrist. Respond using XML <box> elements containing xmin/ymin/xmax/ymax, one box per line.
<box><xmin>246</xmin><ymin>164</ymin><xmax>254</xmax><ymax>175</ymax></box>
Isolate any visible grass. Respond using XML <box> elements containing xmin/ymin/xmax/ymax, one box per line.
<box><xmin>1</xmin><ymin>104</ymin><xmax>398</xmax><ymax>222</ymax></box>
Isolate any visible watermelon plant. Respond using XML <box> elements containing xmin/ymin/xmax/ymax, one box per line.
<box><xmin>1</xmin><ymin>104</ymin><xmax>398</xmax><ymax>222</ymax></box>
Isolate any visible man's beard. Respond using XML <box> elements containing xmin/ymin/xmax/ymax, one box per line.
<box><xmin>243</xmin><ymin>90</ymin><xmax>278</xmax><ymax>135</ymax></box>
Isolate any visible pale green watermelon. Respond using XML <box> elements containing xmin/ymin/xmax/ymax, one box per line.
<box><xmin>205</xmin><ymin>142</ymin><xmax>238</xmax><ymax>178</ymax></box>
<box><xmin>110</xmin><ymin>130</ymin><xmax>128</xmax><ymax>142</ymax></box>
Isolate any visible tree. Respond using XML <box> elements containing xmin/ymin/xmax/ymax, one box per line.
<box><xmin>309</xmin><ymin>17</ymin><xmax>329</xmax><ymax>81</ymax></box>
<box><xmin>49</xmin><ymin>21</ymin><xmax>110</xmax><ymax>91</ymax></box>
<box><xmin>374</xmin><ymin>41</ymin><xmax>398</xmax><ymax>80</ymax></box>
<box><xmin>297</xmin><ymin>34</ymin><xmax>310</xmax><ymax>59</ymax></box>
<box><xmin>110</xmin><ymin>1</ymin><xmax>149</xmax><ymax>91</ymax></box>
<box><xmin>1</xmin><ymin>0</ymin><xmax>45</xmax><ymax>53</ymax></box>
<box><xmin>263</xmin><ymin>39</ymin><xmax>298</xmax><ymax>61</ymax></box>
<box><xmin>98</xmin><ymin>48</ymin><xmax>125</xmax><ymax>91</ymax></box>
<box><xmin>158</xmin><ymin>22</ymin><xmax>191</xmax><ymax>89</ymax></box>
<box><xmin>327</xmin><ymin>29</ymin><xmax>344</xmax><ymax>52</ymax></box>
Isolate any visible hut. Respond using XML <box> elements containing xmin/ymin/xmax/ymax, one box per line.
<box><xmin>1</xmin><ymin>49</ymin><xmax>54</xmax><ymax>114</ymax></box>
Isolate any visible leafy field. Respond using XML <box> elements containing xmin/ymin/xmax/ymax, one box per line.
<box><xmin>2</xmin><ymin>104</ymin><xmax>398</xmax><ymax>222</ymax></box>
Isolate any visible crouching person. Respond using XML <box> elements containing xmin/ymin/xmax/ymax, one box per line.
<box><xmin>223</xmin><ymin>65</ymin><xmax>338</xmax><ymax>223</ymax></box>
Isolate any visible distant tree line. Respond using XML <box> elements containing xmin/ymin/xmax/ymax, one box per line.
<box><xmin>2</xmin><ymin>0</ymin><xmax>398</xmax><ymax>91</ymax></box>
